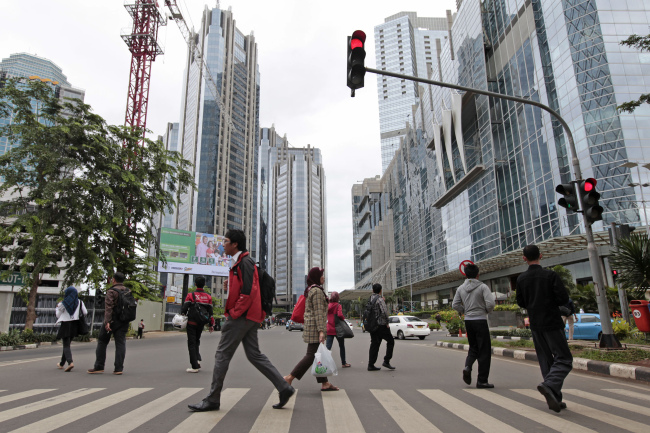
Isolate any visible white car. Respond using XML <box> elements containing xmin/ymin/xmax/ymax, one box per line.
<box><xmin>388</xmin><ymin>315</ymin><xmax>430</xmax><ymax>340</ymax></box>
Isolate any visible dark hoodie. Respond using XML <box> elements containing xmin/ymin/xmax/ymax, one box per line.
<box><xmin>452</xmin><ymin>279</ymin><xmax>495</xmax><ymax>320</ymax></box>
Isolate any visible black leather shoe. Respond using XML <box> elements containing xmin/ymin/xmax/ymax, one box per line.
<box><xmin>272</xmin><ymin>386</ymin><xmax>295</xmax><ymax>409</ymax></box>
<box><xmin>382</xmin><ymin>362</ymin><xmax>396</xmax><ymax>370</ymax></box>
<box><xmin>560</xmin><ymin>402</ymin><xmax>567</xmax><ymax>410</ymax></box>
<box><xmin>462</xmin><ymin>368</ymin><xmax>471</xmax><ymax>385</ymax></box>
<box><xmin>476</xmin><ymin>382</ymin><xmax>494</xmax><ymax>389</ymax></box>
<box><xmin>537</xmin><ymin>383</ymin><xmax>561</xmax><ymax>413</ymax></box>
<box><xmin>188</xmin><ymin>400</ymin><xmax>220</xmax><ymax>412</ymax></box>
<box><xmin>368</xmin><ymin>365</ymin><xmax>381</xmax><ymax>371</ymax></box>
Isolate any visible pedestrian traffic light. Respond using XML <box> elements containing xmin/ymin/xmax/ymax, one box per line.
<box><xmin>556</xmin><ymin>182</ymin><xmax>579</xmax><ymax>211</ymax></box>
<box><xmin>620</xmin><ymin>223</ymin><xmax>636</xmax><ymax>239</ymax></box>
<box><xmin>612</xmin><ymin>269</ymin><xmax>619</xmax><ymax>281</ymax></box>
<box><xmin>347</xmin><ymin>30</ymin><xmax>366</xmax><ymax>97</ymax></box>
<box><xmin>579</xmin><ymin>178</ymin><xmax>604</xmax><ymax>225</ymax></box>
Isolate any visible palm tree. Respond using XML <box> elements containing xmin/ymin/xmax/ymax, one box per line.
<box><xmin>383</xmin><ymin>294</ymin><xmax>396</xmax><ymax>313</ymax></box>
<box><xmin>609</xmin><ymin>233</ymin><xmax>650</xmax><ymax>300</ymax></box>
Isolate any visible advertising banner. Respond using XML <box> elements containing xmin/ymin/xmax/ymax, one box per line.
<box><xmin>158</xmin><ymin>228</ymin><xmax>230</xmax><ymax>277</ymax></box>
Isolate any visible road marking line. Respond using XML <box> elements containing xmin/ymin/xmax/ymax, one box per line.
<box><xmin>419</xmin><ymin>389</ymin><xmax>521</xmax><ymax>433</ymax></box>
<box><xmin>249</xmin><ymin>390</ymin><xmax>298</xmax><ymax>433</ymax></box>
<box><xmin>169</xmin><ymin>388</ymin><xmax>249</xmax><ymax>432</ymax></box>
<box><xmin>0</xmin><ymin>389</ymin><xmax>55</xmax><ymax>406</ymax></box>
<box><xmin>87</xmin><ymin>388</ymin><xmax>199</xmax><ymax>433</ymax></box>
<box><xmin>8</xmin><ymin>388</ymin><xmax>151</xmax><ymax>433</ymax></box>
<box><xmin>371</xmin><ymin>389</ymin><xmax>441</xmax><ymax>433</ymax></box>
<box><xmin>466</xmin><ymin>390</ymin><xmax>595</xmax><ymax>433</ymax></box>
<box><xmin>323</xmin><ymin>389</ymin><xmax>365</xmax><ymax>433</ymax></box>
<box><xmin>606</xmin><ymin>388</ymin><xmax>650</xmax><ymax>402</ymax></box>
<box><xmin>512</xmin><ymin>389</ymin><xmax>647</xmax><ymax>432</ymax></box>
<box><xmin>0</xmin><ymin>356</ymin><xmax>60</xmax><ymax>367</ymax></box>
<box><xmin>563</xmin><ymin>389</ymin><xmax>650</xmax><ymax>417</ymax></box>
<box><xmin>0</xmin><ymin>388</ymin><xmax>104</xmax><ymax>423</ymax></box>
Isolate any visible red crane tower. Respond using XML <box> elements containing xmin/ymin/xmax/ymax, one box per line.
<box><xmin>122</xmin><ymin>0</ymin><xmax>166</xmax><ymax>145</ymax></box>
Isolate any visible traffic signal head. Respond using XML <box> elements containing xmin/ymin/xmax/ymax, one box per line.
<box><xmin>579</xmin><ymin>178</ymin><xmax>604</xmax><ymax>225</ymax></box>
<box><xmin>556</xmin><ymin>182</ymin><xmax>579</xmax><ymax>211</ymax></box>
<box><xmin>347</xmin><ymin>30</ymin><xmax>366</xmax><ymax>96</ymax></box>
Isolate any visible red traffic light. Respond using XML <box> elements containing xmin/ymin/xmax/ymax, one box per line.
<box><xmin>583</xmin><ymin>178</ymin><xmax>596</xmax><ymax>192</ymax></box>
<box><xmin>612</xmin><ymin>270</ymin><xmax>618</xmax><ymax>275</ymax></box>
<box><xmin>351</xmin><ymin>38</ymin><xmax>363</xmax><ymax>49</ymax></box>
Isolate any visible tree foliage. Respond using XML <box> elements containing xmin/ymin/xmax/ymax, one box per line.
<box><xmin>0</xmin><ymin>78</ymin><xmax>194</xmax><ymax>328</ymax></box>
<box><xmin>609</xmin><ymin>233</ymin><xmax>650</xmax><ymax>300</ymax></box>
<box><xmin>617</xmin><ymin>34</ymin><xmax>650</xmax><ymax>113</ymax></box>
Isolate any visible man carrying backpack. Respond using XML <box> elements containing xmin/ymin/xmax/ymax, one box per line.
<box><xmin>88</xmin><ymin>272</ymin><xmax>132</xmax><ymax>375</ymax></box>
<box><xmin>367</xmin><ymin>283</ymin><xmax>395</xmax><ymax>371</ymax></box>
<box><xmin>181</xmin><ymin>276</ymin><xmax>214</xmax><ymax>373</ymax></box>
<box><xmin>188</xmin><ymin>229</ymin><xmax>294</xmax><ymax>412</ymax></box>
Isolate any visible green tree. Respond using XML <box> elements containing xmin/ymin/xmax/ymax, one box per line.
<box><xmin>550</xmin><ymin>265</ymin><xmax>576</xmax><ymax>294</ymax></box>
<box><xmin>617</xmin><ymin>34</ymin><xmax>650</xmax><ymax>113</ymax></box>
<box><xmin>609</xmin><ymin>233</ymin><xmax>650</xmax><ymax>300</ymax></box>
<box><xmin>393</xmin><ymin>287</ymin><xmax>409</xmax><ymax>309</ymax></box>
<box><xmin>0</xmin><ymin>78</ymin><xmax>194</xmax><ymax>329</ymax></box>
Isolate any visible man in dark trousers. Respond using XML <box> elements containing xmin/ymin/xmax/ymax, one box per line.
<box><xmin>88</xmin><ymin>272</ymin><xmax>129</xmax><ymax>375</ymax></box>
<box><xmin>516</xmin><ymin>245</ymin><xmax>572</xmax><ymax>412</ymax></box>
<box><xmin>188</xmin><ymin>229</ymin><xmax>294</xmax><ymax>412</ymax></box>
<box><xmin>367</xmin><ymin>283</ymin><xmax>395</xmax><ymax>371</ymax></box>
<box><xmin>452</xmin><ymin>263</ymin><xmax>495</xmax><ymax>388</ymax></box>
<box><xmin>181</xmin><ymin>276</ymin><xmax>214</xmax><ymax>373</ymax></box>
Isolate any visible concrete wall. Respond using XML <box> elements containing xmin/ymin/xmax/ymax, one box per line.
<box><xmin>136</xmin><ymin>300</ymin><xmax>164</xmax><ymax>332</ymax></box>
<box><xmin>0</xmin><ymin>292</ymin><xmax>13</xmax><ymax>333</ymax></box>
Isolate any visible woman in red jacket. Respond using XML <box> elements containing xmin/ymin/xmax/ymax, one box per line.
<box><xmin>326</xmin><ymin>291</ymin><xmax>350</xmax><ymax>368</ymax></box>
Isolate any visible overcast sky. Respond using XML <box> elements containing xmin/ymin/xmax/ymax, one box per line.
<box><xmin>2</xmin><ymin>0</ymin><xmax>455</xmax><ymax>291</ymax></box>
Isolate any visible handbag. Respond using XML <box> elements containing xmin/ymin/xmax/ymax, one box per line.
<box><xmin>77</xmin><ymin>302</ymin><xmax>89</xmax><ymax>335</ymax></box>
<box><xmin>291</xmin><ymin>295</ymin><xmax>306</xmax><ymax>323</ymax></box>
<box><xmin>335</xmin><ymin>316</ymin><xmax>354</xmax><ymax>339</ymax></box>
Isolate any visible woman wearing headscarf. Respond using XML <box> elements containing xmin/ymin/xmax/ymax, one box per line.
<box><xmin>283</xmin><ymin>267</ymin><xmax>339</xmax><ymax>391</ymax></box>
<box><xmin>55</xmin><ymin>286</ymin><xmax>88</xmax><ymax>372</ymax></box>
<box><xmin>326</xmin><ymin>291</ymin><xmax>351</xmax><ymax>368</ymax></box>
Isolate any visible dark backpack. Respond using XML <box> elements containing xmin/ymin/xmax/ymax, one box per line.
<box><xmin>189</xmin><ymin>292</ymin><xmax>212</xmax><ymax>326</ymax></box>
<box><xmin>362</xmin><ymin>296</ymin><xmax>380</xmax><ymax>333</ymax></box>
<box><xmin>258</xmin><ymin>266</ymin><xmax>277</xmax><ymax>317</ymax></box>
<box><xmin>110</xmin><ymin>287</ymin><xmax>137</xmax><ymax>323</ymax></box>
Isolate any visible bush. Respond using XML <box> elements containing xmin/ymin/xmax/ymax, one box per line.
<box><xmin>489</xmin><ymin>328</ymin><xmax>532</xmax><ymax>338</ymax></box>
<box><xmin>21</xmin><ymin>328</ymin><xmax>36</xmax><ymax>343</ymax></box>
<box><xmin>612</xmin><ymin>318</ymin><xmax>632</xmax><ymax>340</ymax></box>
<box><xmin>0</xmin><ymin>329</ymin><xmax>24</xmax><ymax>346</ymax></box>
<box><xmin>438</xmin><ymin>310</ymin><xmax>460</xmax><ymax>322</ymax></box>
<box><xmin>446</xmin><ymin>317</ymin><xmax>466</xmax><ymax>335</ymax></box>
<box><xmin>412</xmin><ymin>310</ymin><xmax>438</xmax><ymax>319</ymax></box>
<box><xmin>493</xmin><ymin>304</ymin><xmax>521</xmax><ymax>312</ymax></box>
<box><xmin>428</xmin><ymin>322</ymin><xmax>441</xmax><ymax>330</ymax></box>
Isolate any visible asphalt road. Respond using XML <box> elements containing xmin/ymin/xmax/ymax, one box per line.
<box><xmin>1</xmin><ymin>325</ymin><xmax>649</xmax><ymax>432</ymax></box>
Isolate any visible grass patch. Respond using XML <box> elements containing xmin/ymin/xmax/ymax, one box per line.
<box><xmin>575</xmin><ymin>348</ymin><xmax>650</xmax><ymax>363</ymax></box>
<box><xmin>441</xmin><ymin>339</ymin><xmax>532</xmax><ymax>349</ymax></box>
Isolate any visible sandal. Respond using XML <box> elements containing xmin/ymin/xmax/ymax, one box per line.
<box><xmin>342</xmin><ymin>364</ymin><xmax>351</xmax><ymax>368</ymax></box>
<box><xmin>321</xmin><ymin>384</ymin><xmax>339</xmax><ymax>391</ymax></box>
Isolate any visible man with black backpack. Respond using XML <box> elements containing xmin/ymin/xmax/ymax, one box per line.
<box><xmin>88</xmin><ymin>272</ymin><xmax>135</xmax><ymax>375</ymax></box>
<box><xmin>181</xmin><ymin>276</ymin><xmax>214</xmax><ymax>373</ymax></box>
<box><xmin>366</xmin><ymin>283</ymin><xmax>395</xmax><ymax>371</ymax></box>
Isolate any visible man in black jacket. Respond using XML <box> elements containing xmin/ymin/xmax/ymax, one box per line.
<box><xmin>516</xmin><ymin>245</ymin><xmax>572</xmax><ymax>413</ymax></box>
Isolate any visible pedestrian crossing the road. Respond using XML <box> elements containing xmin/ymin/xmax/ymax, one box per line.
<box><xmin>0</xmin><ymin>386</ymin><xmax>648</xmax><ymax>432</ymax></box>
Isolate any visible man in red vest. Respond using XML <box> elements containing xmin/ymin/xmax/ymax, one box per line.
<box><xmin>188</xmin><ymin>229</ymin><xmax>295</xmax><ymax>412</ymax></box>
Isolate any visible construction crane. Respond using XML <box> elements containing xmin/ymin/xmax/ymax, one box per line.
<box><xmin>122</xmin><ymin>0</ymin><xmax>166</xmax><ymax>146</ymax></box>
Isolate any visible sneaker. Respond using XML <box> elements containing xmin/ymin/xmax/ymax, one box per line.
<box><xmin>87</xmin><ymin>368</ymin><xmax>104</xmax><ymax>374</ymax></box>
<box><xmin>186</xmin><ymin>368</ymin><xmax>200</xmax><ymax>373</ymax></box>
<box><xmin>113</xmin><ymin>371</ymin><xmax>123</xmax><ymax>375</ymax></box>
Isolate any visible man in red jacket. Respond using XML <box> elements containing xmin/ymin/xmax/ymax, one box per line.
<box><xmin>181</xmin><ymin>276</ymin><xmax>214</xmax><ymax>372</ymax></box>
<box><xmin>188</xmin><ymin>229</ymin><xmax>295</xmax><ymax>412</ymax></box>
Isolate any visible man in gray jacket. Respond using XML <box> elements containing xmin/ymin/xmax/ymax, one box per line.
<box><xmin>452</xmin><ymin>264</ymin><xmax>495</xmax><ymax>388</ymax></box>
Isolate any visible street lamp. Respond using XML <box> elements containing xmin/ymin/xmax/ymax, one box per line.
<box><xmin>620</xmin><ymin>161</ymin><xmax>650</xmax><ymax>237</ymax></box>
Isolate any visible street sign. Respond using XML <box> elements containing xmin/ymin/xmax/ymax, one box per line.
<box><xmin>167</xmin><ymin>296</ymin><xmax>176</xmax><ymax>303</ymax></box>
<box><xmin>0</xmin><ymin>272</ymin><xmax>24</xmax><ymax>286</ymax></box>
<box><xmin>459</xmin><ymin>260</ymin><xmax>474</xmax><ymax>276</ymax></box>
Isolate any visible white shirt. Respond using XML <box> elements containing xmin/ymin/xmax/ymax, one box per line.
<box><xmin>56</xmin><ymin>301</ymin><xmax>88</xmax><ymax>323</ymax></box>
<box><xmin>230</xmin><ymin>251</ymin><xmax>242</xmax><ymax>268</ymax></box>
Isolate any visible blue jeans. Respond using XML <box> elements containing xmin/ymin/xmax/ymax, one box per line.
<box><xmin>325</xmin><ymin>335</ymin><xmax>347</xmax><ymax>364</ymax></box>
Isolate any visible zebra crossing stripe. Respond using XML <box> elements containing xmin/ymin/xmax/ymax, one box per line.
<box><xmin>466</xmin><ymin>390</ymin><xmax>596</xmax><ymax>433</ymax></box>
<box><xmin>323</xmin><ymin>389</ymin><xmax>365</xmax><ymax>433</ymax></box>
<box><xmin>0</xmin><ymin>389</ymin><xmax>55</xmax><ymax>406</ymax></box>
<box><xmin>8</xmin><ymin>388</ymin><xmax>152</xmax><ymax>433</ymax></box>
<box><xmin>0</xmin><ymin>357</ymin><xmax>60</xmax><ymax>367</ymax></box>
<box><xmin>0</xmin><ymin>388</ymin><xmax>103</xmax><ymax>423</ymax></box>
<box><xmin>371</xmin><ymin>389</ymin><xmax>442</xmax><ymax>433</ymax></box>
<box><xmin>418</xmin><ymin>389</ymin><xmax>521</xmax><ymax>433</ymax></box>
<box><xmin>512</xmin><ymin>389</ymin><xmax>648</xmax><ymax>433</ymax></box>
<box><xmin>606</xmin><ymin>388</ymin><xmax>650</xmax><ymax>402</ymax></box>
<box><xmin>249</xmin><ymin>389</ymin><xmax>298</xmax><ymax>433</ymax></box>
<box><xmin>563</xmin><ymin>389</ymin><xmax>650</xmax><ymax>417</ymax></box>
<box><xmin>87</xmin><ymin>388</ymin><xmax>200</xmax><ymax>433</ymax></box>
<box><xmin>168</xmin><ymin>388</ymin><xmax>249</xmax><ymax>432</ymax></box>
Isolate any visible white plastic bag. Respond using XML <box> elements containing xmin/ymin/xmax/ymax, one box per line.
<box><xmin>311</xmin><ymin>343</ymin><xmax>338</xmax><ymax>377</ymax></box>
<box><xmin>172</xmin><ymin>314</ymin><xmax>188</xmax><ymax>330</ymax></box>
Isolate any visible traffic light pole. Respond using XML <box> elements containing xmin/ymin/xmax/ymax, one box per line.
<box><xmin>364</xmin><ymin>67</ymin><xmax>620</xmax><ymax>348</ymax></box>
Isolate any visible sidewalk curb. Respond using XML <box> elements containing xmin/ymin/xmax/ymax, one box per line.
<box><xmin>435</xmin><ymin>341</ymin><xmax>650</xmax><ymax>383</ymax></box>
<box><xmin>495</xmin><ymin>336</ymin><xmax>532</xmax><ymax>341</ymax></box>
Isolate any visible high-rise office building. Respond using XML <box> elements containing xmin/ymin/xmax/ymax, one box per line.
<box><xmin>375</xmin><ymin>12</ymin><xmax>449</xmax><ymax>173</ymax></box>
<box><xmin>257</xmin><ymin>126</ymin><xmax>327</xmax><ymax>306</ymax></box>
<box><xmin>172</xmin><ymin>5</ymin><xmax>260</xmax><ymax>248</ymax></box>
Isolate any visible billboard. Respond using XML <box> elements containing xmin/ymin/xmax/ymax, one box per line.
<box><xmin>158</xmin><ymin>228</ymin><xmax>230</xmax><ymax>277</ymax></box>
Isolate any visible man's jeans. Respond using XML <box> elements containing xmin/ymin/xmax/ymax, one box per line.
<box><xmin>94</xmin><ymin>321</ymin><xmax>128</xmax><ymax>372</ymax></box>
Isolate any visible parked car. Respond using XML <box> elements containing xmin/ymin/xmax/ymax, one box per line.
<box><xmin>565</xmin><ymin>313</ymin><xmax>607</xmax><ymax>340</ymax></box>
<box><xmin>286</xmin><ymin>320</ymin><xmax>304</xmax><ymax>332</ymax></box>
<box><xmin>388</xmin><ymin>315</ymin><xmax>431</xmax><ymax>340</ymax></box>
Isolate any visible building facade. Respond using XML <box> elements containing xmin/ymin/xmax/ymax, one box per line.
<box><xmin>375</xmin><ymin>12</ymin><xmax>450</xmax><ymax>173</ymax></box>
<box><xmin>257</xmin><ymin>126</ymin><xmax>327</xmax><ymax>307</ymax></box>
<box><xmin>354</xmin><ymin>0</ymin><xmax>650</xmax><ymax>307</ymax></box>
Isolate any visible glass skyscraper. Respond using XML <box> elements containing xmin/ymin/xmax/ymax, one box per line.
<box><xmin>354</xmin><ymin>0</ymin><xmax>650</xmax><ymax>304</ymax></box>
<box><xmin>257</xmin><ymin>126</ymin><xmax>327</xmax><ymax>306</ymax></box>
